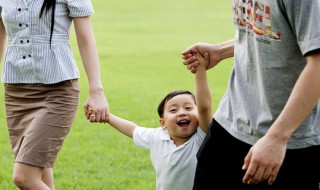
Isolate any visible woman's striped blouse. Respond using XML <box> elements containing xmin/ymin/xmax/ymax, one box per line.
<box><xmin>0</xmin><ymin>0</ymin><xmax>94</xmax><ymax>84</ymax></box>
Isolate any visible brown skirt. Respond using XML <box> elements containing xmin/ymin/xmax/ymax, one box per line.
<box><xmin>4</xmin><ymin>80</ymin><xmax>79</xmax><ymax>168</ymax></box>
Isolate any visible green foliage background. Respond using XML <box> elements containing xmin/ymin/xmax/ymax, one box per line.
<box><xmin>0</xmin><ymin>0</ymin><xmax>234</xmax><ymax>189</ymax></box>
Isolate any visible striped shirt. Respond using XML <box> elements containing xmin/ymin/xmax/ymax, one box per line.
<box><xmin>0</xmin><ymin>0</ymin><xmax>94</xmax><ymax>84</ymax></box>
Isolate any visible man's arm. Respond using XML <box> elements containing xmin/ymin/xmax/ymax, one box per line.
<box><xmin>242</xmin><ymin>51</ymin><xmax>320</xmax><ymax>185</ymax></box>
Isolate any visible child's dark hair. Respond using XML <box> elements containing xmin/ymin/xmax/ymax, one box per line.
<box><xmin>40</xmin><ymin>0</ymin><xmax>57</xmax><ymax>46</ymax></box>
<box><xmin>157</xmin><ymin>90</ymin><xmax>195</xmax><ymax>118</ymax></box>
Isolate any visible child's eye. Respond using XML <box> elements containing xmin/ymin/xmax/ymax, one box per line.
<box><xmin>185</xmin><ymin>107</ymin><xmax>193</xmax><ymax>110</ymax></box>
<box><xmin>169</xmin><ymin>109</ymin><xmax>177</xmax><ymax>113</ymax></box>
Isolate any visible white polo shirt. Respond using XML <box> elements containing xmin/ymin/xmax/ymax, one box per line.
<box><xmin>133</xmin><ymin>126</ymin><xmax>206</xmax><ymax>190</ymax></box>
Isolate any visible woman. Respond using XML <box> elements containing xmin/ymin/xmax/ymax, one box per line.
<box><xmin>0</xmin><ymin>0</ymin><xmax>109</xmax><ymax>189</ymax></box>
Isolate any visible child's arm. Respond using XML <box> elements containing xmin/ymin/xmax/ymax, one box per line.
<box><xmin>87</xmin><ymin>106</ymin><xmax>137</xmax><ymax>138</ymax></box>
<box><xmin>194</xmin><ymin>52</ymin><xmax>212</xmax><ymax>133</ymax></box>
<box><xmin>107</xmin><ymin>114</ymin><xmax>137</xmax><ymax>138</ymax></box>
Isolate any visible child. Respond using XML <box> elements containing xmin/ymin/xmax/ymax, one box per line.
<box><xmin>87</xmin><ymin>53</ymin><xmax>212</xmax><ymax>190</ymax></box>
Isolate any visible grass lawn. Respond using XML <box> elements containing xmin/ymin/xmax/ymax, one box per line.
<box><xmin>0</xmin><ymin>0</ymin><xmax>234</xmax><ymax>189</ymax></box>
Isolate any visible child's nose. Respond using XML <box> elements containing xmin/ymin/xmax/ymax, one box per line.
<box><xmin>178</xmin><ymin>109</ymin><xmax>187</xmax><ymax>116</ymax></box>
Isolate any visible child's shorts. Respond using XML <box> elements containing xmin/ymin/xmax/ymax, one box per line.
<box><xmin>4</xmin><ymin>80</ymin><xmax>79</xmax><ymax>168</ymax></box>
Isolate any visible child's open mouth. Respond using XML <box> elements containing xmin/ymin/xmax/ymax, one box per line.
<box><xmin>177</xmin><ymin>119</ymin><xmax>190</xmax><ymax>128</ymax></box>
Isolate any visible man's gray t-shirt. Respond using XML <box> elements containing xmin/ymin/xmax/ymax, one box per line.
<box><xmin>215</xmin><ymin>0</ymin><xmax>320</xmax><ymax>149</ymax></box>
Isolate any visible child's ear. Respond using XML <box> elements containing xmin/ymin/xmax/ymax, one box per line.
<box><xmin>159</xmin><ymin>118</ymin><xmax>166</xmax><ymax>129</ymax></box>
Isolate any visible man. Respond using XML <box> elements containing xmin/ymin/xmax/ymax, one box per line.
<box><xmin>181</xmin><ymin>0</ymin><xmax>320</xmax><ymax>189</ymax></box>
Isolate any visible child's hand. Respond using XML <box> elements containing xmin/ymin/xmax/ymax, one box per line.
<box><xmin>195</xmin><ymin>52</ymin><xmax>210</xmax><ymax>71</ymax></box>
<box><xmin>86</xmin><ymin>105</ymin><xmax>94</xmax><ymax>122</ymax></box>
<box><xmin>87</xmin><ymin>105</ymin><xmax>110</xmax><ymax>123</ymax></box>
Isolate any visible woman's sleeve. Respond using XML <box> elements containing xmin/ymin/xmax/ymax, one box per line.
<box><xmin>67</xmin><ymin>0</ymin><xmax>94</xmax><ymax>17</ymax></box>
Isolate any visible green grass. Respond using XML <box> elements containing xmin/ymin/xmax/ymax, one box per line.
<box><xmin>0</xmin><ymin>0</ymin><xmax>234</xmax><ymax>189</ymax></box>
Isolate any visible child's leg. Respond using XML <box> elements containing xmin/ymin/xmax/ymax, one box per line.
<box><xmin>42</xmin><ymin>168</ymin><xmax>55</xmax><ymax>190</ymax></box>
<box><xmin>13</xmin><ymin>162</ymin><xmax>51</xmax><ymax>190</ymax></box>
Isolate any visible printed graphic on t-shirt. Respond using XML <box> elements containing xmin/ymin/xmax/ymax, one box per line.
<box><xmin>232</xmin><ymin>0</ymin><xmax>281</xmax><ymax>42</ymax></box>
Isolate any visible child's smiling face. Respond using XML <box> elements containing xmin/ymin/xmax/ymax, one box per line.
<box><xmin>160</xmin><ymin>94</ymin><xmax>199</xmax><ymax>145</ymax></box>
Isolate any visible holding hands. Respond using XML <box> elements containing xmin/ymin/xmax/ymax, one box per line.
<box><xmin>84</xmin><ymin>89</ymin><xmax>109</xmax><ymax>123</ymax></box>
<box><xmin>194</xmin><ymin>52</ymin><xmax>210</xmax><ymax>72</ymax></box>
<box><xmin>181</xmin><ymin>40</ymin><xmax>234</xmax><ymax>73</ymax></box>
